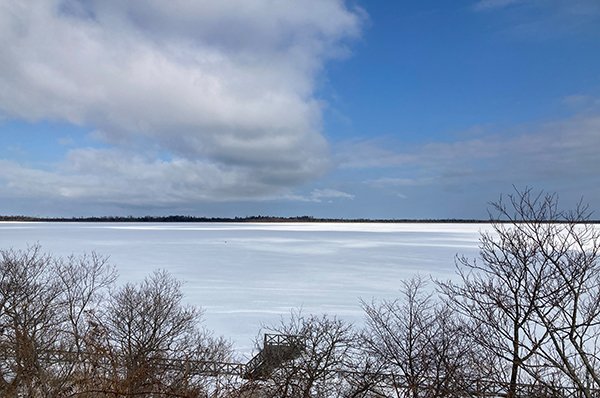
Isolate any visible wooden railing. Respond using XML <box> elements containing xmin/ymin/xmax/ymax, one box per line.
<box><xmin>3</xmin><ymin>337</ymin><xmax>600</xmax><ymax>397</ymax></box>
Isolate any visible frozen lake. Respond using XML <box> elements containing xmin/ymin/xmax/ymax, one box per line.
<box><xmin>0</xmin><ymin>222</ymin><xmax>486</xmax><ymax>352</ymax></box>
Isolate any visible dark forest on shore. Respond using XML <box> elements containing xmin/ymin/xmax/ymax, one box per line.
<box><xmin>2</xmin><ymin>215</ymin><xmax>599</xmax><ymax>224</ymax></box>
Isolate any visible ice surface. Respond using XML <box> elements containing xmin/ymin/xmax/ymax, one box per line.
<box><xmin>0</xmin><ymin>222</ymin><xmax>487</xmax><ymax>353</ymax></box>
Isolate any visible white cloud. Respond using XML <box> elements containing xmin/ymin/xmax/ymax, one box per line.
<box><xmin>309</xmin><ymin>188</ymin><xmax>354</xmax><ymax>202</ymax></box>
<box><xmin>472</xmin><ymin>0</ymin><xmax>600</xmax><ymax>39</ymax></box>
<box><xmin>473</xmin><ymin>0</ymin><xmax>521</xmax><ymax>11</ymax></box>
<box><xmin>365</xmin><ymin>177</ymin><xmax>424</xmax><ymax>188</ymax></box>
<box><xmin>336</xmin><ymin>139</ymin><xmax>419</xmax><ymax>169</ymax></box>
<box><xmin>0</xmin><ymin>0</ymin><xmax>363</xmax><ymax>204</ymax></box>
<box><xmin>563</xmin><ymin>94</ymin><xmax>600</xmax><ymax>110</ymax></box>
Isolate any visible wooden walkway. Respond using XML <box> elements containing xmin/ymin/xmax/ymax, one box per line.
<box><xmin>2</xmin><ymin>334</ymin><xmax>599</xmax><ymax>397</ymax></box>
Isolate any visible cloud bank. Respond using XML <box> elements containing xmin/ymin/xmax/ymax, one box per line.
<box><xmin>0</xmin><ymin>0</ymin><xmax>362</xmax><ymax>206</ymax></box>
<box><xmin>343</xmin><ymin>109</ymin><xmax>600</xmax><ymax>198</ymax></box>
<box><xmin>473</xmin><ymin>0</ymin><xmax>600</xmax><ymax>39</ymax></box>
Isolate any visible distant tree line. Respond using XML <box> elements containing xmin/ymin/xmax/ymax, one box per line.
<box><xmin>1</xmin><ymin>214</ymin><xmax>508</xmax><ymax>223</ymax></box>
<box><xmin>2</xmin><ymin>188</ymin><xmax>600</xmax><ymax>397</ymax></box>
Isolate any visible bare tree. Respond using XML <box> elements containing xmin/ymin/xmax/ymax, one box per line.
<box><xmin>0</xmin><ymin>246</ymin><xmax>232</xmax><ymax>397</ymax></box>
<box><xmin>489</xmin><ymin>189</ymin><xmax>600</xmax><ymax>397</ymax></box>
<box><xmin>437</xmin><ymin>232</ymin><xmax>545</xmax><ymax>396</ymax></box>
<box><xmin>100</xmin><ymin>269</ymin><xmax>233</xmax><ymax>397</ymax></box>
<box><xmin>439</xmin><ymin>188</ymin><xmax>600</xmax><ymax>397</ymax></box>
<box><xmin>54</xmin><ymin>252</ymin><xmax>117</xmax><ymax>394</ymax></box>
<box><xmin>0</xmin><ymin>245</ymin><xmax>116</xmax><ymax>397</ymax></box>
<box><xmin>0</xmin><ymin>245</ymin><xmax>78</xmax><ymax>397</ymax></box>
<box><xmin>56</xmin><ymin>252</ymin><xmax>116</xmax><ymax>354</ymax></box>
<box><xmin>359</xmin><ymin>276</ymin><xmax>477</xmax><ymax>398</ymax></box>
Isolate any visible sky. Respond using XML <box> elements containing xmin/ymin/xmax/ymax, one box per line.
<box><xmin>1</xmin><ymin>0</ymin><xmax>599</xmax><ymax>219</ymax></box>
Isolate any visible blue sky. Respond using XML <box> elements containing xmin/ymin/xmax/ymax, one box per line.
<box><xmin>1</xmin><ymin>0</ymin><xmax>599</xmax><ymax>218</ymax></box>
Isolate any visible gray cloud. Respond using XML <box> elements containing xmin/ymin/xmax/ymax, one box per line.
<box><xmin>0</xmin><ymin>0</ymin><xmax>362</xmax><ymax>204</ymax></box>
<box><xmin>0</xmin><ymin>148</ymin><xmax>307</xmax><ymax>206</ymax></box>
<box><xmin>342</xmin><ymin>110</ymin><xmax>600</xmax><ymax>194</ymax></box>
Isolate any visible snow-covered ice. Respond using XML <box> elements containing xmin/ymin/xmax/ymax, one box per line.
<box><xmin>0</xmin><ymin>222</ymin><xmax>486</xmax><ymax>352</ymax></box>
